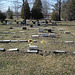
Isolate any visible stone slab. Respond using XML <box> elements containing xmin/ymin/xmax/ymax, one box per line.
<box><xmin>11</xmin><ymin>40</ymin><xmax>19</xmax><ymax>43</ymax></box>
<box><xmin>29</xmin><ymin>45</ymin><xmax>39</xmax><ymax>50</ymax></box>
<box><xmin>3</xmin><ymin>40</ymin><xmax>10</xmax><ymax>43</ymax></box>
<box><xmin>53</xmin><ymin>50</ymin><xmax>66</xmax><ymax>54</ymax></box>
<box><xmin>0</xmin><ymin>48</ymin><xmax>5</xmax><ymax>51</ymax></box>
<box><xmin>27</xmin><ymin>50</ymin><xmax>38</xmax><ymax>53</ymax></box>
<box><xmin>64</xmin><ymin>41</ymin><xmax>74</xmax><ymax>43</ymax></box>
<box><xmin>19</xmin><ymin>40</ymin><xmax>28</xmax><ymax>42</ymax></box>
<box><xmin>49</xmin><ymin>33</ymin><xmax>55</xmax><ymax>37</ymax></box>
<box><xmin>32</xmin><ymin>35</ymin><xmax>39</xmax><ymax>38</ymax></box>
<box><xmin>41</xmin><ymin>33</ymin><xmax>48</xmax><ymax>37</ymax></box>
<box><xmin>64</xmin><ymin>31</ymin><xmax>70</xmax><ymax>34</ymax></box>
<box><xmin>7</xmin><ymin>48</ymin><xmax>19</xmax><ymax>51</ymax></box>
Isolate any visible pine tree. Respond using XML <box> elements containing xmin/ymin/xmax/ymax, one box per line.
<box><xmin>31</xmin><ymin>0</ymin><xmax>43</xmax><ymax>19</ymax></box>
<box><xmin>21</xmin><ymin>0</ymin><xmax>30</xmax><ymax>19</ymax></box>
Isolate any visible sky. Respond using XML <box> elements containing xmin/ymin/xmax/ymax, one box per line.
<box><xmin>0</xmin><ymin>0</ymin><xmax>58</xmax><ymax>12</ymax></box>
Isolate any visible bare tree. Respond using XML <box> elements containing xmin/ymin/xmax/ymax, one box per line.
<box><xmin>42</xmin><ymin>0</ymin><xmax>50</xmax><ymax>18</ymax></box>
<box><xmin>11</xmin><ymin>0</ymin><xmax>22</xmax><ymax>19</ymax></box>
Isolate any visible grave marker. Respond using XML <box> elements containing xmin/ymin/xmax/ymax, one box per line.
<box><xmin>0</xmin><ymin>48</ymin><xmax>5</xmax><ymax>52</ymax></box>
<box><xmin>53</xmin><ymin>50</ymin><xmax>66</xmax><ymax>54</ymax></box>
<box><xmin>7</xmin><ymin>48</ymin><xmax>19</xmax><ymax>52</ymax></box>
<box><xmin>41</xmin><ymin>33</ymin><xmax>48</xmax><ymax>37</ymax></box>
<box><xmin>49</xmin><ymin>33</ymin><xmax>55</xmax><ymax>37</ymax></box>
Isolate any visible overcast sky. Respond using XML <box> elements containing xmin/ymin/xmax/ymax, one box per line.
<box><xmin>0</xmin><ymin>0</ymin><xmax>57</xmax><ymax>12</ymax></box>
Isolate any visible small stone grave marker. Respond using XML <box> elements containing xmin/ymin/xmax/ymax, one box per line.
<box><xmin>19</xmin><ymin>40</ymin><xmax>28</xmax><ymax>42</ymax></box>
<box><xmin>7</xmin><ymin>48</ymin><xmax>19</xmax><ymax>52</ymax></box>
<box><xmin>49</xmin><ymin>33</ymin><xmax>55</xmax><ymax>37</ymax></box>
<box><xmin>3</xmin><ymin>40</ymin><xmax>10</xmax><ymax>43</ymax></box>
<box><xmin>19</xmin><ymin>31</ymin><xmax>25</xmax><ymax>33</ymax></box>
<box><xmin>41</xmin><ymin>33</ymin><xmax>48</xmax><ymax>37</ymax></box>
<box><xmin>32</xmin><ymin>35</ymin><xmax>39</xmax><ymax>38</ymax></box>
<box><xmin>39</xmin><ymin>29</ymin><xmax>44</xmax><ymax>32</ymax></box>
<box><xmin>64</xmin><ymin>41</ymin><xmax>74</xmax><ymax>43</ymax></box>
<box><xmin>0</xmin><ymin>48</ymin><xmax>5</xmax><ymax>52</ymax></box>
<box><xmin>27</xmin><ymin>45</ymin><xmax>39</xmax><ymax>53</ymax></box>
<box><xmin>58</xmin><ymin>29</ymin><xmax>64</xmax><ymax>31</ymax></box>
<box><xmin>11</xmin><ymin>40</ymin><xmax>19</xmax><ymax>43</ymax></box>
<box><xmin>64</xmin><ymin>31</ymin><xmax>70</xmax><ymax>34</ymax></box>
<box><xmin>53</xmin><ymin>50</ymin><xmax>66</xmax><ymax>54</ymax></box>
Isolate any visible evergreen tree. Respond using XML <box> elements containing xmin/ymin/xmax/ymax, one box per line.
<box><xmin>31</xmin><ymin>0</ymin><xmax>43</xmax><ymax>19</ymax></box>
<box><xmin>21</xmin><ymin>0</ymin><xmax>30</xmax><ymax>19</ymax></box>
<box><xmin>0</xmin><ymin>11</ymin><xmax>6</xmax><ymax>21</ymax></box>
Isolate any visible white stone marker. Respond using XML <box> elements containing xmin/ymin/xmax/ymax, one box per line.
<box><xmin>53</xmin><ymin>50</ymin><xmax>66</xmax><ymax>54</ymax></box>
<box><xmin>3</xmin><ymin>40</ymin><xmax>10</xmax><ymax>43</ymax></box>
<box><xmin>7</xmin><ymin>48</ymin><xmax>19</xmax><ymax>51</ymax></box>
<box><xmin>58</xmin><ymin>29</ymin><xmax>64</xmax><ymax>31</ymax></box>
<box><xmin>32</xmin><ymin>35</ymin><xmax>39</xmax><ymax>38</ymax></box>
<box><xmin>27</xmin><ymin>45</ymin><xmax>39</xmax><ymax>53</ymax></box>
<box><xmin>64</xmin><ymin>41</ymin><xmax>74</xmax><ymax>43</ymax></box>
<box><xmin>19</xmin><ymin>40</ymin><xmax>28</xmax><ymax>42</ymax></box>
<box><xmin>11</xmin><ymin>40</ymin><xmax>19</xmax><ymax>43</ymax></box>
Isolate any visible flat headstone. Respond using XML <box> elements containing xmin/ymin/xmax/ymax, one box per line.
<box><xmin>58</xmin><ymin>29</ymin><xmax>64</xmax><ymax>31</ymax></box>
<box><xmin>64</xmin><ymin>41</ymin><xmax>74</xmax><ymax>43</ymax></box>
<box><xmin>7</xmin><ymin>48</ymin><xmax>19</xmax><ymax>52</ymax></box>
<box><xmin>29</xmin><ymin>45</ymin><xmax>39</xmax><ymax>50</ymax></box>
<box><xmin>64</xmin><ymin>31</ymin><xmax>70</xmax><ymax>34</ymax></box>
<box><xmin>3</xmin><ymin>40</ymin><xmax>10</xmax><ymax>43</ymax></box>
<box><xmin>11</xmin><ymin>40</ymin><xmax>19</xmax><ymax>43</ymax></box>
<box><xmin>19</xmin><ymin>40</ymin><xmax>28</xmax><ymax>42</ymax></box>
<box><xmin>33</xmin><ymin>40</ymin><xmax>37</xmax><ymax>42</ymax></box>
<box><xmin>39</xmin><ymin>29</ymin><xmax>44</xmax><ymax>32</ymax></box>
<box><xmin>32</xmin><ymin>35</ymin><xmax>39</xmax><ymax>38</ymax></box>
<box><xmin>49</xmin><ymin>33</ymin><xmax>55</xmax><ymax>37</ymax></box>
<box><xmin>53</xmin><ymin>50</ymin><xmax>66</xmax><ymax>54</ymax></box>
<box><xmin>0</xmin><ymin>48</ymin><xmax>5</xmax><ymax>51</ymax></box>
<box><xmin>41</xmin><ymin>33</ymin><xmax>48</xmax><ymax>37</ymax></box>
<box><xmin>27</xmin><ymin>50</ymin><xmax>38</xmax><ymax>53</ymax></box>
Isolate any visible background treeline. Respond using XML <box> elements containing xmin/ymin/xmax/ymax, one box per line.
<box><xmin>51</xmin><ymin>0</ymin><xmax>75</xmax><ymax>21</ymax></box>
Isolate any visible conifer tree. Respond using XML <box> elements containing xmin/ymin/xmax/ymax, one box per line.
<box><xmin>31</xmin><ymin>0</ymin><xmax>43</xmax><ymax>19</ymax></box>
<box><xmin>21</xmin><ymin>0</ymin><xmax>30</xmax><ymax>19</ymax></box>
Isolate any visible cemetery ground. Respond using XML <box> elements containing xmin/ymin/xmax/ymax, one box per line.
<box><xmin>0</xmin><ymin>20</ymin><xmax>75</xmax><ymax>75</ymax></box>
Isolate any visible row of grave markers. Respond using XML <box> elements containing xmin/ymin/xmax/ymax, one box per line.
<box><xmin>0</xmin><ymin>40</ymin><xmax>74</xmax><ymax>43</ymax></box>
<box><xmin>0</xmin><ymin>47</ymin><xmax>75</xmax><ymax>55</ymax></box>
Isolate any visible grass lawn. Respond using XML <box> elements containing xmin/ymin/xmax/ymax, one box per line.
<box><xmin>0</xmin><ymin>20</ymin><xmax>75</xmax><ymax>75</ymax></box>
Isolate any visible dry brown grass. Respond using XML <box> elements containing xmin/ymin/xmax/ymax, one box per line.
<box><xmin>0</xmin><ymin>21</ymin><xmax>75</xmax><ymax>75</ymax></box>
